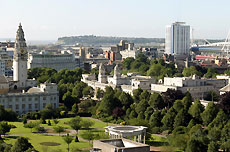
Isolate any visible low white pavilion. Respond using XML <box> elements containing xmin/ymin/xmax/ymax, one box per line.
<box><xmin>104</xmin><ymin>126</ymin><xmax>147</xmax><ymax>144</ymax></box>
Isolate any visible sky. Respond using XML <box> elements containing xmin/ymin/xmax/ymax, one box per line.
<box><xmin>0</xmin><ymin>0</ymin><xmax>230</xmax><ymax>41</ymax></box>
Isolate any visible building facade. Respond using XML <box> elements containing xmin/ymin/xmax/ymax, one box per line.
<box><xmin>151</xmin><ymin>75</ymin><xmax>227</xmax><ymax>99</ymax></box>
<box><xmin>0</xmin><ymin>24</ymin><xmax>59</xmax><ymax>115</ymax></box>
<box><xmin>165</xmin><ymin>22</ymin><xmax>190</xmax><ymax>58</ymax></box>
<box><xmin>27</xmin><ymin>51</ymin><xmax>79</xmax><ymax>71</ymax></box>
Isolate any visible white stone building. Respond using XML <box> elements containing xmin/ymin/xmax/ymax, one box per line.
<box><xmin>0</xmin><ymin>24</ymin><xmax>59</xmax><ymax>115</ymax></box>
<box><xmin>151</xmin><ymin>75</ymin><xmax>227</xmax><ymax>99</ymax></box>
<box><xmin>120</xmin><ymin>49</ymin><xmax>140</xmax><ymax>59</ymax></box>
<box><xmin>82</xmin><ymin>63</ymin><xmax>155</xmax><ymax>95</ymax></box>
<box><xmin>27</xmin><ymin>51</ymin><xmax>79</xmax><ymax>71</ymax></box>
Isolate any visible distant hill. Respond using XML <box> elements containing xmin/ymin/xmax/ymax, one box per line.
<box><xmin>57</xmin><ymin>35</ymin><xmax>165</xmax><ymax>46</ymax></box>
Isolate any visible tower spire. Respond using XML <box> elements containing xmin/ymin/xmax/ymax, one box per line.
<box><xmin>14</xmin><ymin>23</ymin><xmax>27</xmax><ymax>60</ymax></box>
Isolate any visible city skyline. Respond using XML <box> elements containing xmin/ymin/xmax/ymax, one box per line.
<box><xmin>0</xmin><ymin>0</ymin><xmax>230</xmax><ymax>40</ymax></box>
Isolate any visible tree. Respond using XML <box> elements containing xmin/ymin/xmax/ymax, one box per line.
<box><xmin>24</xmin><ymin>122</ymin><xmax>38</xmax><ymax>132</ymax></box>
<box><xmin>132</xmin><ymin>88</ymin><xmax>143</xmax><ymax>103</ymax></box>
<box><xmin>149</xmin><ymin>93</ymin><xmax>164</xmax><ymax>110</ymax></box>
<box><xmin>174</xmin><ymin>108</ymin><xmax>190</xmax><ymax>128</ymax></box>
<box><xmin>173</xmin><ymin>100</ymin><xmax>184</xmax><ymax>112</ymax></box>
<box><xmin>218</xmin><ymin>92</ymin><xmax>230</xmax><ymax>114</ymax></box>
<box><xmin>208</xmin><ymin>110</ymin><xmax>228</xmax><ymax>130</ymax></box>
<box><xmin>63</xmin><ymin>134</ymin><xmax>73</xmax><ymax>152</ymax></box>
<box><xmin>188</xmin><ymin>99</ymin><xmax>204</xmax><ymax>123</ymax></box>
<box><xmin>135</xmin><ymin>99</ymin><xmax>149</xmax><ymax>114</ymax></box>
<box><xmin>96</xmin><ymin>88</ymin><xmax>104</xmax><ymax>99</ymax></box>
<box><xmin>221</xmin><ymin>121</ymin><xmax>230</xmax><ymax>143</ymax></box>
<box><xmin>69</xmin><ymin>116</ymin><xmax>82</xmax><ymax>141</ymax></box>
<box><xmin>204</xmin><ymin>68</ymin><xmax>217</xmax><ymax>78</ymax></box>
<box><xmin>71</xmin><ymin>104</ymin><xmax>78</xmax><ymax>115</ymax></box>
<box><xmin>80</xmin><ymin>119</ymin><xmax>94</xmax><ymax>129</ymax></box>
<box><xmin>201</xmin><ymin>102</ymin><xmax>219</xmax><ymax>126</ymax></box>
<box><xmin>149</xmin><ymin>110</ymin><xmax>162</xmax><ymax>128</ymax></box>
<box><xmin>11</xmin><ymin>137</ymin><xmax>34</xmax><ymax>152</ymax></box>
<box><xmin>224</xmin><ymin>69</ymin><xmax>230</xmax><ymax>76</ymax></box>
<box><xmin>82</xmin><ymin>86</ymin><xmax>94</xmax><ymax>98</ymax></box>
<box><xmin>72</xmin><ymin>82</ymin><xmax>87</xmax><ymax>99</ymax></box>
<box><xmin>112</xmin><ymin>107</ymin><xmax>124</xmax><ymax>118</ymax></box>
<box><xmin>97</xmin><ymin>88</ymin><xmax>117</xmax><ymax>117</ymax></box>
<box><xmin>162</xmin><ymin>89</ymin><xmax>184</xmax><ymax>109</ymax></box>
<box><xmin>182</xmin><ymin>66</ymin><xmax>202</xmax><ymax>77</ymax></box>
<box><xmin>81</xmin><ymin>130</ymin><xmax>96</xmax><ymax>144</ymax></box>
<box><xmin>119</xmin><ymin>92</ymin><xmax>133</xmax><ymax>109</ymax></box>
<box><xmin>0</xmin><ymin>122</ymin><xmax>11</xmax><ymax>139</ymax></box>
<box><xmin>122</xmin><ymin>57</ymin><xmax>135</xmax><ymax>70</ymax></box>
<box><xmin>162</xmin><ymin>107</ymin><xmax>177</xmax><ymax>131</ymax></box>
<box><xmin>54</xmin><ymin>126</ymin><xmax>64</xmax><ymax>136</ymax></box>
<box><xmin>53</xmin><ymin>118</ymin><xmax>59</xmax><ymax>125</ymax></box>
<box><xmin>62</xmin><ymin>91</ymin><xmax>77</xmax><ymax>110</ymax></box>
<box><xmin>204</xmin><ymin>90</ymin><xmax>219</xmax><ymax>101</ymax></box>
<box><xmin>186</xmin><ymin>136</ymin><xmax>208</xmax><ymax>152</ymax></box>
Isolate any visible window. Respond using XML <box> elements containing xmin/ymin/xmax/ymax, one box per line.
<box><xmin>28</xmin><ymin>98</ymin><xmax>32</xmax><ymax>101</ymax></box>
<box><xmin>8</xmin><ymin>105</ymin><xmax>12</xmax><ymax>109</ymax></box>
<box><xmin>29</xmin><ymin>104</ymin><xmax>32</xmax><ymax>109</ymax></box>
<box><xmin>43</xmin><ymin>97</ymin><xmax>46</xmax><ymax>100</ymax></box>
<box><xmin>35</xmin><ymin>104</ymin><xmax>38</xmax><ymax>109</ymax></box>
<box><xmin>22</xmin><ymin>104</ymin><xmax>25</xmax><ymax>109</ymax></box>
<box><xmin>35</xmin><ymin>97</ymin><xmax>38</xmax><ymax>101</ymax></box>
<box><xmin>22</xmin><ymin>98</ymin><xmax>25</xmax><ymax>101</ymax></box>
<box><xmin>43</xmin><ymin>103</ymin><xmax>46</xmax><ymax>108</ymax></box>
<box><xmin>16</xmin><ymin>104</ymin><xmax>19</xmax><ymax>110</ymax></box>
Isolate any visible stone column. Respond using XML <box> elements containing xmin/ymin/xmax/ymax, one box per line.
<box><xmin>139</xmin><ymin>134</ymin><xmax>142</xmax><ymax>143</ymax></box>
<box><xmin>143</xmin><ymin>133</ymin><xmax>146</xmax><ymax>144</ymax></box>
<box><xmin>134</xmin><ymin>136</ymin><xmax>136</xmax><ymax>142</ymax></box>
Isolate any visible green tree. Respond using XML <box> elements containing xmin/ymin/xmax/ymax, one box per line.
<box><xmin>221</xmin><ymin>121</ymin><xmax>230</xmax><ymax>143</ymax></box>
<box><xmin>182</xmin><ymin>66</ymin><xmax>202</xmax><ymax>77</ymax></box>
<box><xmin>149</xmin><ymin>93</ymin><xmax>164</xmax><ymax>110</ymax></box>
<box><xmin>82</xmin><ymin>86</ymin><xmax>94</xmax><ymax>98</ymax></box>
<box><xmin>81</xmin><ymin>130</ymin><xmax>96</xmax><ymax>144</ymax></box>
<box><xmin>96</xmin><ymin>88</ymin><xmax>104</xmax><ymax>99</ymax></box>
<box><xmin>149</xmin><ymin>110</ymin><xmax>162</xmax><ymax>128</ymax></box>
<box><xmin>53</xmin><ymin>119</ymin><xmax>59</xmax><ymax>125</ymax></box>
<box><xmin>54</xmin><ymin>126</ymin><xmax>64</xmax><ymax>136</ymax></box>
<box><xmin>119</xmin><ymin>92</ymin><xmax>133</xmax><ymax>109</ymax></box>
<box><xmin>204</xmin><ymin>68</ymin><xmax>217</xmax><ymax>78</ymax></box>
<box><xmin>0</xmin><ymin>122</ymin><xmax>11</xmax><ymax>139</ymax></box>
<box><xmin>204</xmin><ymin>90</ymin><xmax>219</xmax><ymax>101</ymax></box>
<box><xmin>24</xmin><ymin>122</ymin><xmax>38</xmax><ymax>132</ymax></box>
<box><xmin>132</xmin><ymin>88</ymin><xmax>143</xmax><ymax>103</ymax></box>
<box><xmin>188</xmin><ymin>99</ymin><xmax>204</xmax><ymax>123</ymax></box>
<box><xmin>71</xmin><ymin>103</ymin><xmax>79</xmax><ymax>115</ymax></box>
<box><xmin>174</xmin><ymin>108</ymin><xmax>190</xmax><ymax>128</ymax></box>
<box><xmin>173</xmin><ymin>100</ymin><xmax>184</xmax><ymax>112</ymax></box>
<box><xmin>80</xmin><ymin>119</ymin><xmax>94</xmax><ymax>129</ymax></box>
<box><xmin>162</xmin><ymin>107</ymin><xmax>177</xmax><ymax>131</ymax></box>
<box><xmin>122</xmin><ymin>57</ymin><xmax>135</xmax><ymax>70</ymax></box>
<box><xmin>208</xmin><ymin>141</ymin><xmax>219</xmax><ymax>152</ymax></box>
<box><xmin>63</xmin><ymin>134</ymin><xmax>73</xmax><ymax>152</ymax></box>
<box><xmin>11</xmin><ymin>137</ymin><xmax>34</xmax><ymax>152</ymax></box>
<box><xmin>208</xmin><ymin>110</ymin><xmax>228</xmax><ymax>130</ymax></box>
<box><xmin>69</xmin><ymin>116</ymin><xmax>82</xmax><ymax>134</ymax></box>
<box><xmin>201</xmin><ymin>102</ymin><xmax>219</xmax><ymax>126</ymax></box>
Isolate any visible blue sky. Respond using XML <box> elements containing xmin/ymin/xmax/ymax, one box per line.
<box><xmin>0</xmin><ymin>0</ymin><xmax>230</xmax><ymax>40</ymax></box>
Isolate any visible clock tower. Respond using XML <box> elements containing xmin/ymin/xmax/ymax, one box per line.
<box><xmin>13</xmin><ymin>23</ymin><xmax>28</xmax><ymax>88</ymax></box>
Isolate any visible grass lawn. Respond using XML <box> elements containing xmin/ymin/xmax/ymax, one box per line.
<box><xmin>4</xmin><ymin>134</ymin><xmax>90</xmax><ymax>152</ymax></box>
<box><xmin>40</xmin><ymin>117</ymin><xmax>108</xmax><ymax>130</ymax></box>
<box><xmin>5</xmin><ymin>118</ymin><xmax>101</xmax><ymax>152</ymax></box>
<box><xmin>8</xmin><ymin>122</ymin><xmax>31</xmax><ymax>134</ymax></box>
<box><xmin>147</xmin><ymin>134</ymin><xmax>168</xmax><ymax>147</ymax></box>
